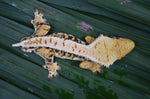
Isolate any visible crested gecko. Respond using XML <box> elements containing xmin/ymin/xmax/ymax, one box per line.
<box><xmin>12</xmin><ymin>10</ymin><xmax>135</xmax><ymax>79</ymax></box>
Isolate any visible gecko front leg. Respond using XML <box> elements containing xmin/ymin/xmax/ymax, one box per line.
<box><xmin>34</xmin><ymin>48</ymin><xmax>61</xmax><ymax>79</ymax></box>
<box><xmin>21</xmin><ymin>10</ymin><xmax>51</xmax><ymax>53</ymax></box>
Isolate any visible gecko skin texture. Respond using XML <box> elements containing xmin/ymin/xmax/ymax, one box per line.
<box><xmin>12</xmin><ymin>10</ymin><xmax>135</xmax><ymax>79</ymax></box>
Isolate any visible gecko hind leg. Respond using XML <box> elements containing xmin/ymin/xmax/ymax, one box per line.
<box><xmin>34</xmin><ymin>48</ymin><xmax>61</xmax><ymax>79</ymax></box>
<box><xmin>31</xmin><ymin>9</ymin><xmax>51</xmax><ymax>37</ymax></box>
<box><xmin>79</xmin><ymin>61</ymin><xmax>103</xmax><ymax>73</ymax></box>
<box><xmin>85</xmin><ymin>35</ymin><xmax>95</xmax><ymax>44</ymax></box>
<box><xmin>79</xmin><ymin>36</ymin><xmax>103</xmax><ymax>73</ymax></box>
<box><xmin>43</xmin><ymin>62</ymin><xmax>61</xmax><ymax>79</ymax></box>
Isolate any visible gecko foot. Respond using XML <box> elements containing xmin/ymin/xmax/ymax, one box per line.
<box><xmin>43</xmin><ymin>62</ymin><xmax>61</xmax><ymax>79</ymax></box>
<box><xmin>79</xmin><ymin>61</ymin><xmax>103</xmax><ymax>73</ymax></box>
<box><xmin>85</xmin><ymin>36</ymin><xmax>95</xmax><ymax>44</ymax></box>
<box><xmin>31</xmin><ymin>9</ymin><xmax>47</xmax><ymax>28</ymax></box>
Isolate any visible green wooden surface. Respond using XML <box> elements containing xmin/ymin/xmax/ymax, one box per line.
<box><xmin>0</xmin><ymin>0</ymin><xmax>150</xmax><ymax>99</ymax></box>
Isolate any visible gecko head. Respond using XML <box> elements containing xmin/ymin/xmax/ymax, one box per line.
<box><xmin>116</xmin><ymin>38</ymin><xmax>135</xmax><ymax>59</ymax></box>
<box><xmin>89</xmin><ymin>35</ymin><xmax>135</xmax><ymax>67</ymax></box>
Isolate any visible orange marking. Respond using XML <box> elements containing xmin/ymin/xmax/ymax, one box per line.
<box><xmin>83</xmin><ymin>50</ymin><xmax>85</xmax><ymax>53</ymax></box>
<box><xmin>33</xmin><ymin>38</ymin><xmax>42</xmax><ymax>44</ymax></box>
<box><xmin>24</xmin><ymin>38</ymin><xmax>42</xmax><ymax>45</ymax></box>
<box><xmin>24</xmin><ymin>41</ymin><xmax>28</xmax><ymax>45</ymax></box>
<box><xmin>34</xmin><ymin>38</ymin><xmax>42</xmax><ymax>44</ymax></box>
<box><xmin>33</xmin><ymin>41</ymin><xmax>37</xmax><ymax>44</ymax></box>
<box><xmin>75</xmin><ymin>44</ymin><xmax>77</xmax><ymax>48</ymax></box>
<box><xmin>45</xmin><ymin>39</ymin><xmax>47</xmax><ymax>44</ymax></box>
<box><xmin>54</xmin><ymin>42</ymin><xmax>57</xmax><ymax>46</ymax></box>
<box><xmin>24</xmin><ymin>39</ymin><xmax>32</xmax><ymax>45</ymax></box>
<box><xmin>37</xmin><ymin>38</ymin><xmax>42</xmax><ymax>44</ymax></box>
<box><xmin>72</xmin><ymin>47</ymin><xmax>75</xmax><ymax>52</ymax></box>
<box><xmin>49</xmin><ymin>38</ymin><xmax>52</xmax><ymax>43</ymax></box>
<box><xmin>63</xmin><ymin>42</ymin><xmax>65</xmax><ymax>47</ymax></box>
<box><xmin>94</xmin><ymin>44</ymin><xmax>97</xmax><ymax>49</ymax></box>
<box><xmin>79</xmin><ymin>50</ymin><xmax>81</xmax><ymax>53</ymax></box>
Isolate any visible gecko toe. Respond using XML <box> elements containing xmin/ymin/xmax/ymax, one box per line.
<box><xmin>56</xmin><ymin>65</ymin><xmax>61</xmax><ymax>70</ymax></box>
<box><xmin>43</xmin><ymin>65</ymin><xmax>48</xmax><ymax>69</ymax></box>
<box><xmin>93</xmin><ymin>71</ymin><xmax>97</xmax><ymax>75</ymax></box>
<box><xmin>99</xmin><ymin>70</ymin><xmax>104</xmax><ymax>74</ymax></box>
<box><xmin>54</xmin><ymin>72</ymin><xmax>59</xmax><ymax>78</ymax></box>
<box><xmin>48</xmin><ymin>74</ymin><xmax>53</xmax><ymax>80</ymax></box>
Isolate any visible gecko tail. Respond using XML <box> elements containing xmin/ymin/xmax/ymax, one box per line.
<box><xmin>12</xmin><ymin>43</ymin><xmax>22</xmax><ymax>47</ymax></box>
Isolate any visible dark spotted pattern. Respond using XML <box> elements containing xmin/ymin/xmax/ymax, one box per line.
<box><xmin>50</xmin><ymin>33</ymin><xmax>86</xmax><ymax>45</ymax></box>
